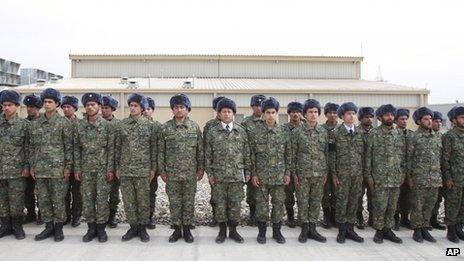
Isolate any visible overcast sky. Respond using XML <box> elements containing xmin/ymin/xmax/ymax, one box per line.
<box><xmin>1</xmin><ymin>0</ymin><xmax>463</xmax><ymax>104</ymax></box>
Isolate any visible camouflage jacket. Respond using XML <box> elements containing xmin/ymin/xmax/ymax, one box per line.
<box><xmin>104</xmin><ymin>115</ymin><xmax>121</xmax><ymax>173</ymax></box>
<box><xmin>357</xmin><ymin>124</ymin><xmax>373</xmax><ymax>178</ymax></box>
<box><xmin>442</xmin><ymin>127</ymin><xmax>464</xmax><ymax>186</ymax></box>
<box><xmin>365</xmin><ymin>125</ymin><xmax>406</xmax><ymax>187</ymax></box>
<box><xmin>66</xmin><ymin>116</ymin><xmax>78</xmax><ymax>173</ymax></box>
<box><xmin>249</xmin><ymin>121</ymin><xmax>291</xmax><ymax>185</ymax></box>
<box><xmin>407</xmin><ymin>127</ymin><xmax>442</xmax><ymax>188</ymax></box>
<box><xmin>205</xmin><ymin>122</ymin><xmax>251</xmax><ymax>183</ymax></box>
<box><xmin>322</xmin><ymin>122</ymin><xmax>339</xmax><ymax>176</ymax></box>
<box><xmin>116</xmin><ymin>115</ymin><xmax>158</xmax><ymax>177</ymax></box>
<box><xmin>0</xmin><ymin>115</ymin><xmax>30</xmax><ymax>179</ymax></box>
<box><xmin>291</xmin><ymin>123</ymin><xmax>329</xmax><ymax>180</ymax></box>
<box><xmin>397</xmin><ymin>126</ymin><xmax>413</xmax><ymax>179</ymax></box>
<box><xmin>74</xmin><ymin>116</ymin><xmax>115</xmax><ymax>175</ymax></box>
<box><xmin>158</xmin><ymin>117</ymin><xmax>204</xmax><ymax>181</ymax></box>
<box><xmin>29</xmin><ymin>112</ymin><xmax>74</xmax><ymax>178</ymax></box>
<box><xmin>241</xmin><ymin>115</ymin><xmax>263</xmax><ymax>132</ymax></box>
<box><xmin>333</xmin><ymin>124</ymin><xmax>364</xmax><ymax>178</ymax></box>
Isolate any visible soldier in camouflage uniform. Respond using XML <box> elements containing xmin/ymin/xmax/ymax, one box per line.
<box><xmin>0</xmin><ymin>90</ymin><xmax>29</xmax><ymax>240</ymax></box>
<box><xmin>408</xmin><ymin>107</ymin><xmax>442</xmax><ymax>243</ymax></box>
<box><xmin>321</xmin><ymin>102</ymin><xmax>339</xmax><ymax>228</ymax></box>
<box><xmin>242</xmin><ymin>94</ymin><xmax>265</xmax><ymax>225</ymax></box>
<box><xmin>332</xmin><ymin>102</ymin><xmax>364</xmax><ymax>243</ymax></box>
<box><xmin>428</xmin><ymin>111</ymin><xmax>447</xmax><ymax>230</ymax></box>
<box><xmin>356</xmin><ymin>107</ymin><xmax>375</xmax><ymax>229</ymax></box>
<box><xmin>159</xmin><ymin>94</ymin><xmax>203</xmax><ymax>243</ymax></box>
<box><xmin>393</xmin><ymin>108</ymin><xmax>413</xmax><ymax>231</ymax></box>
<box><xmin>365</xmin><ymin>104</ymin><xmax>404</xmax><ymax>244</ymax></box>
<box><xmin>116</xmin><ymin>93</ymin><xmax>157</xmax><ymax>242</ymax></box>
<box><xmin>144</xmin><ymin>97</ymin><xmax>162</xmax><ymax>230</ymax></box>
<box><xmin>249</xmin><ymin>97</ymin><xmax>291</xmax><ymax>244</ymax></box>
<box><xmin>442</xmin><ymin>106</ymin><xmax>464</xmax><ymax>243</ymax></box>
<box><xmin>74</xmin><ymin>93</ymin><xmax>115</xmax><ymax>243</ymax></box>
<box><xmin>31</xmin><ymin>88</ymin><xmax>73</xmax><ymax>242</ymax></box>
<box><xmin>101</xmin><ymin>96</ymin><xmax>120</xmax><ymax>228</ymax></box>
<box><xmin>205</xmin><ymin>98</ymin><xmax>251</xmax><ymax>244</ymax></box>
<box><xmin>203</xmin><ymin>96</ymin><xmax>225</xmax><ymax>227</ymax></box>
<box><xmin>282</xmin><ymin>101</ymin><xmax>304</xmax><ymax>228</ymax></box>
<box><xmin>292</xmin><ymin>99</ymin><xmax>328</xmax><ymax>243</ymax></box>
<box><xmin>61</xmin><ymin>96</ymin><xmax>82</xmax><ymax>227</ymax></box>
<box><xmin>23</xmin><ymin>94</ymin><xmax>43</xmax><ymax>225</ymax></box>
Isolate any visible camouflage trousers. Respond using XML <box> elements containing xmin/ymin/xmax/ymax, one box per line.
<box><xmin>0</xmin><ymin>178</ymin><xmax>25</xmax><ymax>217</ymax></box>
<box><xmin>149</xmin><ymin>177</ymin><xmax>158</xmax><ymax>213</ymax></box>
<box><xmin>334</xmin><ymin>175</ymin><xmax>363</xmax><ymax>224</ymax></box>
<box><xmin>246</xmin><ymin>180</ymin><xmax>257</xmax><ymax>208</ymax></box>
<box><xmin>108</xmin><ymin>178</ymin><xmax>120</xmax><ymax>211</ymax></box>
<box><xmin>120</xmin><ymin>177</ymin><xmax>150</xmax><ymax>225</ymax></box>
<box><xmin>432</xmin><ymin>187</ymin><xmax>445</xmax><ymax>216</ymax></box>
<box><xmin>444</xmin><ymin>186</ymin><xmax>464</xmax><ymax>226</ymax></box>
<box><xmin>212</xmin><ymin>182</ymin><xmax>244</xmax><ymax>223</ymax></box>
<box><xmin>24</xmin><ymin>176</ymin><xmax>37</xmax><ymax>215</ymax></box>
<box><xmin>372</xmin><ymin>186</ymin><xmax>400</xmax><ymax>230</ymax></box>
<box><xmin>395</xmin><ymin>182</ymin><xmax>413</xmax><ymax>216</ymax></box>
<box><xmin>284</xmin><ymin>176</ymin><xmax>296</xmax><ymax>209</ymax></box>
<box><xmin>296</xmin><ymin>176</ymin><xmax>324</xmax><ymax>224</ymax></box>
<box><xmin>65</xmin><ymin>174</ymin><xmax>82</xmax><ymax>218</ymax></box>
<box><xmin>166</xmin><ymin>179</ymin><xmax>197</xmax><ymax>226</ymax></box>
<box><xmin>357</xmin><ymin>182</ymin><xmax>373</xmax><ymax>215</ymax></box>
<box><xmin>410</xmin><ymin>186</ymin><xmax>438</xmax><ymax>228</ymax></box>
<box><xmin>256</xmin><ymin>184</ymin><xmax>285</xmax><ymax>223</ymax></box>
<box><xmin>82</xmin><ymin>173</ymin><xmax>111</xmax><ymax>224</ymax></box>
<box><xmin>36</xmin><ymin>178</ymin><xmax>68</xmax><ymax>223</ymax></box>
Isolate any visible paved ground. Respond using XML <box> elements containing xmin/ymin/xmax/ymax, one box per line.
<box><xmin>0</xmin><ymin>223</ymin><xmax>461</xmax><ymax>261</ymax></box>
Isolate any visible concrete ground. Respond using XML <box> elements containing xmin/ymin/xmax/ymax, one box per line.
<box><xmin>0</xmin><ymin>224</ymin><xmax>461</xmax><ymax>261</ymax></box>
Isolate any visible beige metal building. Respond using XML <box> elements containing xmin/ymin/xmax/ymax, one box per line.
<box><xmin>14</xmin><ymin>54</ymin><xmax>429</xmax><ymax>128</ymax></box>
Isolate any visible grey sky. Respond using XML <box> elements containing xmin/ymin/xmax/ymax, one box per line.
<box><xmin>1</xmin><ymin>0</ymin><xmax>463</xmax><ymax>104</ymax></box>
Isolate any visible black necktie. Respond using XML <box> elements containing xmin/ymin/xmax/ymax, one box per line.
<box><xmin>349</xmin><ymin>129</ymin><xmax>354</xmax><ymax>136</ymax></box>
<box><xmin>226</xmin><ymin>124</ymin><xmax>230</xmax><ymax>132</ymax></box>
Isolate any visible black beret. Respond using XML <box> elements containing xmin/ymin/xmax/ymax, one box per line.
<box><xmin>395</xmin><ymin>108</ymin><xmax>410</xmax><ymax>119</ymax></box>
<box><xmin>375</xmin><ymin>104</ymin><xmax>397</xmax><ymax>118</ymax></box>
<box><xmin>433</xmin><ymin>111</ymin><xmax>444</xmax><ymax>121</ymax></box>
<box><xmin>216</xmin><ymin>97</ymin><xmax>237</xmax><ymax>114</ymax></box>
<box><xmin>0</xmin><ymin>90</ymin><xmax>21</xmax><ymax>105</ymax></box>
<box><xmin>453</xmin><ymin>106</ymin><xmax>464</xmax><ymax>120</ymax></box>
<box><xmin>337</xmin><ymin>102</ymin><xmax>358</xmax><ymax>119</ymax></box>
<box><xmin>23</xmin><ymin>94</ymin><xmax>43</xmax><ymax>108</ymax></box>
<box><xmin>61</xmin><ymin>96</ymin><xmax>79</xmax><ymax>110</ymax></box>
<box><xmin>102</xmin><ymin>96</ymin><xmax>119</xmax><ymax>111</ymax></box>
<box><xmin>303</xmin><ymin>99</ymin><xmax>321</xmax><ymax>115</ymax></box>
<box><xmin>287</xmin><ymin>101</ymin><xmax>303</xmax><ymax>114</ymax></box>
<box><xmin>250</xmin><ymin>94</ymin><xmax>266</xmax><ymax>107</ymax></box>
<box><xmin>261</xmin><ymin>97</ymin><xmax>280</xmax><ymax>113</ymax></box>
<box><xmin>40</xmin><ymin>88</ymin><xmax>62</xmax><ymax>105</ymax></box>
<box><xmin>358</xmin><ymin>107</ymin><xmax>374</xmax><ymax>119</ymax></box>
<box><xmin>127</xmin><ymin>93</ymin><xmax>148</xmax><ymax>110</ymax></box>
<box><xmin>412</xmin><ymin>107</ymin><xmax>434</xmax><ymax>124</ymax></box>
<box><xmin>324</xmin><ymin>102</ymin><xmax>339</xmax><ymax>115</ymax></box>
<box><xmin>81</xmin><ymin>92</ymin><xmax>102</xmax><ymax>106</ymax></box>
<box><xmin>170</xmin><ymin>94</ymin><xmax>191</xmax><ymax>112</ymax></box>
<box><xmin>146</xmin><ymin>97</ymin><xmax>155</xmax><ymax>110</ymax></box>
<box><xmin>212</xmin><ymin>96</ymin><xmax>225</xmax><ymax>110</ymax></box>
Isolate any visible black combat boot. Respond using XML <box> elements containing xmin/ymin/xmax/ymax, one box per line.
<box><xmin>138</xmin><ymin>224</ymin><xmax>150</xmax><ymax>242</ymax></box>
<box><xmin>183</xmin><ymin>225</ymin><xmax>194</xmax><ymax>243</ymax></box>
<box><xmin>393</xmin><ymin>213</ymin><xmax>400</xmax><ymax>231</ymax></box>
<box><xmin>298</xmin><ymin>223</ymin><xmax>309</xmax><ymax>243</ymax></box>
<box><xmin>400</xmin><ymin>212</ymin><xmax>412</xmax><ymax>230</ymax></box>
<box><xmin>169</xmin><ymin>225</ymin><xmax>182</xmax><ymax>243</ymax></box>
<box><xmin>97</xmin><ymin>223</ymin><xmax>108</xmax><ymax>243</ymax></box>
<box><xmin>71</xmin><ymin>216</ymin><xmax>81</xmax><ymax>227</ymax></box>
<box><xmin>148</xmin><ymin>211</ymin><xmax>156</xmax><ymax>230</ymax></box>
<box><xmin>83</xmin><ymin>222</ymin><xmax>97</xmax><ymax>242</ymax></box>
<box><xmin>35</xmin><ymin>221</ymin><xmax>54</xmax><ymax>241</ymax></box>
<box><xmin>257</xmin><ymin>221</ymin><xmax>267</xmax><ymax>244</ymax></box>
<box><xmin>228</xmin><ymin>221</ymin><xmax>244</xmax><ymax>243</ymax></box>
<box><xmin>12</xmin><ymin>216</ymin><xmax>25</xmax><ymax>240</ymax></box>
<box><xmin>373</xmin><ymin>229</ymin><xmax>383</xmax><ymax>243</ymax></box>
<box><xmin>456</xmin><ymin>223</ymin><xmax>464</xmax><ymax>240</ymax></box>
<box><xmin>272</xmin><ymin>222</ymin><xmax>285</xmax><ymax>244</ymax></box>
<box><xmin>430</xmin><ymin>214</ymin><xmax>445</xmax><ymax>230</ymax></box>
<box><xmin>421</xmin><ymin>227</ymin><xmax>436</xmax><ymax>243</ymax></box>
<box><xmin>322</xmin><ymin>208</ymin><xmax>332</xmax><ymax>229</ymax></box>
<box><xmin>215</xmin><ymin>222</ymin><xmax>227</xmax><ymax>243</ymax></box>
<box><xmin>308</xmin><ymin>222</ymin><xmax>326</xmax><ymax>242</ymax></box>
<box><xmin>356</xmin><ymin>211</ymin><xmax>365</xmax><ymax>229</ymax></box>
<box><xmin>54</xmin><ymin>222</ymin><xmax>64</xmax><ymax>242</ymax></box>
<box><xmin>383</xmin><ymin>228</ymin><xmax>402</xmax><ymax>243</ymax></box>
<box><xmin>286</xmin><ymin>207</ymin><xmax>296</xmax><ymax>228</ymax></box>
<box><xmin>447</xmin><ymin>225</ymin><xmax>459</xmax><ymax>243</ymax></box>
<box><xmin>249</xmin><ymin>206</ymin><xmax>257</xmax><ymax>226</ymax></box>
<box><xmin>413</xmin><ymin>228</ymin><xmax>423</xmax><ymax>243</ymax></box>
<box><xmin>122</xmin><ymin>224</ymin><xmax>139</xmax><ymax>241</ymax></box>
<box><xmin>0</xmin><ymin>217</ymin><xmax>12</xmax><ymax>238</ymax></box>
<box><xmin>346</xmin><ymin>223</ymin><xmax>364</xmax><ymax>243</ymax></box>
<box><xmin>336</xmin><ymin>222</ymin><xmax>346</xmax><ymax>243</ymax></box>
<box><xmin>107</xmin><ymin>209</ymin><xmax>117</xmax><ymax>228</ymax></box>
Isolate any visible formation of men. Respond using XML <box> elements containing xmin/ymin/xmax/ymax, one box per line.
<box><xmin>0</xmin><ymin>87</ymin><xmax>463</xmax><ymax>245</ymax></box>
